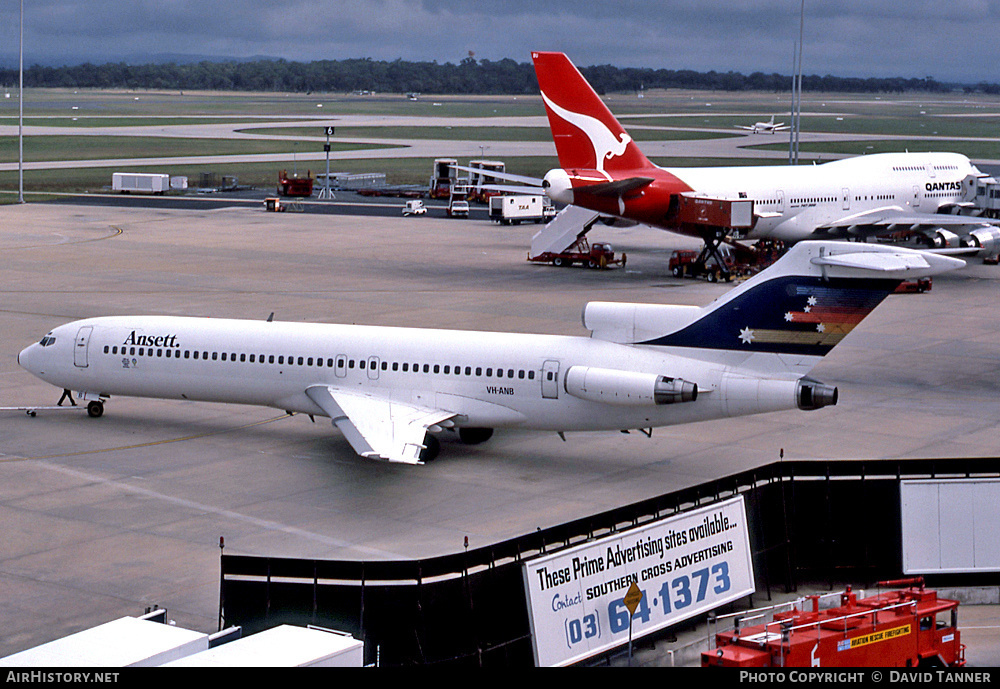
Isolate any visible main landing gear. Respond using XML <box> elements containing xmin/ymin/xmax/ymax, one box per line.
<box><xmin>421</xmin><ymin>427</ymin><xmax>496</xmax><ymax>462</ymax></box>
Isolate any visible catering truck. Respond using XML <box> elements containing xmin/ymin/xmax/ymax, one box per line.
<box><xmin>489</xmin><ymin>195</ymin><xmax>553</xmax><ymax>225</ymax></box>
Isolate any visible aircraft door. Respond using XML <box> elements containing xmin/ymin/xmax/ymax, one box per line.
<box><xmin>367</xmin><ymin>356</ymin><xmax>380</xmax><ymax>381</ymax></box>
<box><xmin>912</xmin><ymin>185</ymin><xmax>922</xmax><ymax>210</ymax></box>
<box><xmin>842</xmin><ymin>188</ymin><xmax>850</xmax><ymax>211</ymax></box>
<box><xmin>776</xmin><ymin>190</ymin><xmax>784</xmax><ymax>214</ymax></box>
<box><xmin>335</xmin><ymin>355</ymin><xmax>347</xmax><ymax>378</ymax></box>
<box><xmin>74</xmin><ymin>326</ymin><xmax>93</xmax><ymax>368</ymax></box>
<box><xmin>541</xmin><ymin>360</ymin><xmax>560</xmax><ymax>399</ymax></box>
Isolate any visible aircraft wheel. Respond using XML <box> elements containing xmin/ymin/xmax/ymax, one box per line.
<box><xmin>87</xmin><ymin>401</ymin><xmax>104</xmax><ymax>418</ymax></box>
<box><xmin>459</xmin><ymin>427</ymin><xmax>494</xmax><ymax>445</ymax></box>
<box><xmin>420</xmin><ymin>433</ymin><xmax>440</xmax><ymax>462</ymax></box>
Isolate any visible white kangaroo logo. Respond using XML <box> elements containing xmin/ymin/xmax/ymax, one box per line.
<box><xmin>541</xmin><ymin>90</ymin><xmax>631</xmax><ymax>179</ymax></box>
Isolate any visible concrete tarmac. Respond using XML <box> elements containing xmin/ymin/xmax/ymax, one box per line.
<box><xmin>1</xmin><ymin>202</ymin><xmax>999</xmax><ymax>659</ymax></box>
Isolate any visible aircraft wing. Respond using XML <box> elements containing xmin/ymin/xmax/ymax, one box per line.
<box><xmin>816</xmin><ymin>206</ymin><xmax>1000</xmax><ymax>235</ymax></box>
<box><xmin>305</xmin><ymin>385</ymin><xmax>456</xmax><ymax>464</ymax></box>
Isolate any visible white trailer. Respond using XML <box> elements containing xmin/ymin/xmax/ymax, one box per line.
<box><xmin>112</xmin><ymin>172</ymin><xmax>170</xmax><ymax>194</ymax></box>
<box><xmin>489</xmin><ymin>195</ymin><xmax>548</xmax><ymax>225</ymax></box>
<box><xmin>0</xmin><ymin>614</ymin><xmax>208</xmax><ymax>667</ymax></box>
<box><xmin>164</xmin><ymin>625</ymin><xmax>364</xmax><ymax>667</ymax></box>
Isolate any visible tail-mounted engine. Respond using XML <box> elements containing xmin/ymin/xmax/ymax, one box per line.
<box><xmin>564</xmin><ymin>366</ymin><xmax>697</xmax><ymax>406</ymax></box>
<box><xmin>797</xmin><ymin>378</ymin><xmax>839</xmax><ymax>411</ymax></box>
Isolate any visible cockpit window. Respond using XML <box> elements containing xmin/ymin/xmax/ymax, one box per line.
<box><xmin>39</xmin><ymin>335</ymin><xmax>56</xmax><ymax>347</ymax></box>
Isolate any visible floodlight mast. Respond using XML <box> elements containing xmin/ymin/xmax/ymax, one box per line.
<box><xmin>18</xmin><ymin>0</ymin><xmax>24</xmax><ymax>203</ymax></box>
<box><xmin>795</xmin><ymin>0</ymin><xmax>804</xmax><ymax>165</ymax></box>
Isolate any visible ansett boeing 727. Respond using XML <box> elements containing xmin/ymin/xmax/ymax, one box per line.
<box><xmin>18</xmin><ymin>241</ymin><xmax>961</xmax><ymax>464</ymax></box>
<box><xmin>487</xmin><ymin>52</ymin><xmax>1000</xmax><ymax>265</ymax></box>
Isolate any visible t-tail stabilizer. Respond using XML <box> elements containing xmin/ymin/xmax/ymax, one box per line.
<box><xmin>586</xmin><ymin>241</ymin><xmax>963</xmax><ymax>359</ymax></box>
<box><xmin>585</xmin><ymin>241</ymin><xmax>962</xmax><ymax>418</ymax></box>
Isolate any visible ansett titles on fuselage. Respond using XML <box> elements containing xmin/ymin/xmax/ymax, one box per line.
<box><xmin>123</xmin><ymin>330</ymin><xmax>180</xmax><ymax>348</ymax></box>
<box><xmin>925</xmin><ymin>181</ymin><xmax>963</xmax><ymax>192</ymax></box>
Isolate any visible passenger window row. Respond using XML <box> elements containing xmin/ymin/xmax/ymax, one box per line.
<box><xmin>103</xmin><ymin>345</ymin><xmax>537</xmax><ymax>380</ymax></box>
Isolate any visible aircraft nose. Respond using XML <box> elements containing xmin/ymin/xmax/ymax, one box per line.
<box><xmin>18</xmin><ymin>344</ymin><xmax>36</xmax><ymax>372</ymax></box>
<box><xmin>543</xmin><ymin>168</ymin><xmax>574</xmax><ymax>205</ymax></box>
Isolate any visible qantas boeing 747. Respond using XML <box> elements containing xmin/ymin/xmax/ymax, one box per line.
<box><xmin>477</xmin><ymin>52</ymin><xmax>1000</xmax><ymax>267</ymax></box>
<box><xmin>18</xmin><ymin>241</ymin><xmax>961</xmax><ymax>463</ymax></box>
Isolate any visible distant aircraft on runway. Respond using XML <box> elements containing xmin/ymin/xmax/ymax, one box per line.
<box><xmin>479</xmin><ymin>51</ymin><xmax>1000</xmax><ymax>272</ymax></box>
<box><xmin>735</xmin><ymin>115</ymin><xmax>790</xmax><ymax>134</ymax></box>
<box><xmin>18</xmin><ymin>241</ymin><xmax>961</xmax><ymax>463</ymax></box>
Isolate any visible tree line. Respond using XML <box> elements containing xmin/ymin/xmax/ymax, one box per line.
<box><xmin>0</xmin><ymin>56</ymin><xmax>988</xmax><ymax>94</ymax></box>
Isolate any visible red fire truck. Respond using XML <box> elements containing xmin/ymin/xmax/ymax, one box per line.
<box><xmin>702</xmin><ymin>579</ymin><xmax>965</xmax><ymax>668</ymax></box>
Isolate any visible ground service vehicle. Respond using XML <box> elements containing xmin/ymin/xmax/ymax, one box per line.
<box><xmin>112</xmin><ymin>173</ymin><xmax>170</xmax><ymax>194</ymax></box>
<box><xmin>703</xmin><ymin>579</ymin><xmax>965</xmax><ymax>668</ymax></box>
<box><xmin>278</xmin><ymin>170</ymin><xmax>313</xmax><ymax>197</ymax></box>
<box><xmin>402</xmin><ymin>200</ymin><xmax>427</xmax><ymax>216</ymax></box>
<box><xmin>447</xmin><ymin>199</ymin><xmax>470</xmax><ymax>218</ymax></box>
<box><xmin>429</xmin><ymin>158</ymin><xmax>458</xmax><ymax>199</ymax></box>
<box><xmin>528</xmin><ymin>237</ymin><xmax>624</xmax><ymax>269</ymax></box>
<box><xmin>669</xmin><ymin>247</ymin><xmax>738</xmax><ymax>282</ymax></box>
<box><xmin>489</xmin><ymin>195</ymin><xmax>555</xmax><ymax>225</ymax></box>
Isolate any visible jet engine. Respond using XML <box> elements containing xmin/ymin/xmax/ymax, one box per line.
<box><xmin>564</xmin><ymin>366</ymin><xmax>697</xmax><ymax>406</ymax></box>
<box><xmin>923</xmin><ymin>228</ymin><xmax>960</xmax><ymax>249</ymax></box>
<box><xmin>719</xmin><ymin>374</ymin><xmax>837</xmax><ymax>417</ymax></box>
<box><xmin>960</xmin><ymin>226</ymin><xmax>1000</xmax><ymax>256</ymax></box>
<box><xmin>797</xmin><ymin>378</ymin><xmax>839</xmax><ymax>411</ymax></box>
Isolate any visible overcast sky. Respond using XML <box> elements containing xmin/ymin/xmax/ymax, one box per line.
<box><xmin>3</xmin><ymin>0</ymin><xmax>999</xmax><ymax>83</ymax></box>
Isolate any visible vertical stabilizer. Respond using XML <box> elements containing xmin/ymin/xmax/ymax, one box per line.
<box><xmin>640</xmin><ymin>242</ymin><xmax>964</xmax><ymax>357</ymax></box>
<box><xmin>531</xmin><ymin>51</ymin><xmax>654</xmax><ymax>174</ymax></box>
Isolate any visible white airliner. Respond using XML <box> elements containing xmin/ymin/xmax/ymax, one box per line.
<box><xmin>735</xmin><ymin>115</ymin><xmax>790</xmax><ymax>134</ymax></box>
<box><xmin>489</xmin><ymin>52</ymin><xmax>1000</xmax><ymax>263</ymax></box>
<box><xmin>17</xmin><ymin>241</ymin><xmax>962</xmax><ymax>464</ymax></box>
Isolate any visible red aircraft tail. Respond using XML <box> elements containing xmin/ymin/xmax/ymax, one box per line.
<box><xmin>531</xmin><ymin>51</ymin><xmax>654</xmax><ymax>174</ymax></box>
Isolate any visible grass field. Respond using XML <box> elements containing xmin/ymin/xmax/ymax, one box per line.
<box><xmin>2</xmin><ymin>86</ymin><xmax>998</xmax><ymax>199</ymax></box>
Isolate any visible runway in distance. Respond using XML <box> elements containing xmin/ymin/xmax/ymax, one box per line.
<box><xmin>735</xmin><ymin>115</ymin><xmax>790</xmax><ymax>134</ymax></box>
<box><xmin>18</xmin><ymin>241</ymin><xmax>962</xmax><ymax>464</ymax></box>
<box><xmin>491</xmin><ymin>52</ymin><xmax>1000</xmax><ymax>265</ymax></box>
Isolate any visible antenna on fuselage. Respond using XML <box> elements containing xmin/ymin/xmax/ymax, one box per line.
<box><xmin>267</xmin><ymin>312</ymin><xmax>274</xmax><ymax>322</ymax></box>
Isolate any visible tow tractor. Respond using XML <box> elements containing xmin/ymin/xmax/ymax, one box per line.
<box><xmin>702</xmin><ymin>578</ymin><xmax>965</xmax><ymax>668</ymax></box>
<box><xmin>669</xmin><ymin>246</ymin><xmax>738</xmax><ymax>282</ymax></box>
<box><xmin>1</xmin><ymin>393</ymin><xmax>104</xmax><ymax>418</ymax></box>
<box><xmin>527</xmin><ymin>237</ymin><xmax>625</xmax><ymax>269</ymax></box>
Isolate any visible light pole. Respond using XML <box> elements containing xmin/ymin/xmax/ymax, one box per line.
<box><xmin>18</xmin><ymin>0</ymin><xmax>25</xmax><ymax>203</ymax></box>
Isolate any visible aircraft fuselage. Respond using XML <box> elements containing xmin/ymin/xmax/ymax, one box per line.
<box><xmin>17</xmin><ymin>315</ymin><xmax>788</xmax><ymax>434</ymax></box>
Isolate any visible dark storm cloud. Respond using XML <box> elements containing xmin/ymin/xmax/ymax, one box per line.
<box><xmin>2</xmin><ymin>0</ymin><xmax>999</xmax><ymax>82</ymax></box>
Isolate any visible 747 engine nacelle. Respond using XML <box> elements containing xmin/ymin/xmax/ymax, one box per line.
<box><xmin>564</xmin><ymin>366</ymin><xmax>697</xmax><ymax>406</ymax></box>
<box><xmin>961</xmin><ymin>226</ymin><xmax>1000</xmax><ymax>257</ymax></box>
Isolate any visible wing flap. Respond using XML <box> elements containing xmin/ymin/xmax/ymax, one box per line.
<box><xmin>306</xmin><ymin>386</ymin><xmax>455</xmax><ymax>464</ymax></box>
